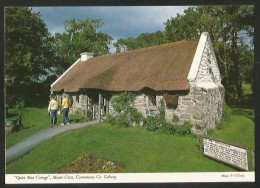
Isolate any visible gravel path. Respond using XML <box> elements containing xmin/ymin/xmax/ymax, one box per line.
<box><xmin>6</xmin><ymin>120</ymin><xmax>99</xmax><ymax>164</ymax></box>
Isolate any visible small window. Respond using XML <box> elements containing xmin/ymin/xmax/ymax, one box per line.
<box><xmin>76</xmin><ymin>94</ymin><xmax>79</xmax><ymax>103</ymax></box>
<box><xmin>150</xmin><ymin>95</ymin><xmax>156</xmax><ymax>106</ymax></box>
<box><xmin>164</xmin><ymin>93</ymin><xmax>179</xmax><ymax>109</ymax></box>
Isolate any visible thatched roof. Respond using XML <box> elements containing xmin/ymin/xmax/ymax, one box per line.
<box><xmin>51</xmin><ymin>40</ymin><xmax>199</xmax><ymax>92</ymax></box>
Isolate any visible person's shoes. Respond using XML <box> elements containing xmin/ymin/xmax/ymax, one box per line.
<box><xmin>61</xmin><ymin>123</ymin><xmax>65</xmax><ymax>126</ymax></box>
<box><xmin>51</xmin><ymin>125</ymin><xmax>53</xmax><ymax>128</ymax></box>
<box><xmin>66</xmin><ymin>122</ymin><xmax>70</xmax><ymax>125</ymax></box>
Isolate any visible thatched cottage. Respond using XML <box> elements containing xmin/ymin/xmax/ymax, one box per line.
<box><xmin>51</xmin><ymin>32</ymin><xmax>224</xmax><ymax>132</ymax></box>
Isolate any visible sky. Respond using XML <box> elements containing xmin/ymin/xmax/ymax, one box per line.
<box><xmin>31</xmin><ymin>6</ymin><xmax>190</xmax><ymax>53</ymax></box>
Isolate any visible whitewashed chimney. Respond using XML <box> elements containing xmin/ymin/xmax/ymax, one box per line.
<box><xmin>80</xmin><ymin>52</ymin><xmax>93</xmax><ymax>61</ymax></box>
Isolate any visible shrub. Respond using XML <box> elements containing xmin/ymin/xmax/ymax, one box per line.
<box><xmin>178</xmin><ymin>121</ymin><xmax>192</xmax><ymax>136</ymax></box>
<box><xmin>216</xmin><ymin>102</ymin><xmax>231</xmax><ymax>130</ymax></box>
<box><xmin>144</xmin><ymin>116</ymin><xmax>192</xmax><ymax>136</ymax></box>
<box><xmin>222</xmin><ymin>102</ymin><xmax>231</xmax><ymax>121</ymax></box>
<box><xmin>144</xmin><ymin>115</ymin><xmax>165</xmax><ymax>132</ymax></box>
<box><xmin>110</xmin><ymin>92</ymin><xmax>135</xmax><ymax>113</ymax></box>
<box><xmin>115</xmin><ymin>112</ymin><xmax>129</xmax><ymax>128</ymax></box>
<box><xmin>172</xmin><ymin>114</ymin><xmax>179</xmax><ymax>123</ymax></box>
<box><xmin>160</xmin><ymin>122</ymin><xmax>178</xmax><ymax>135</ymax></box>
<box><xmin>216</xmin><ymin>121</ymin><xmax>224</xmax><ymax>130</ymax></box>
<box><xmin>128</xmin><ymin>107</ymin><xmax>144</xmax><ymax>126</ymax></box>
<box><xmin>13</xmin><ymin>98</ymin><xmax>25</xmax><ymax>110</ymax></box>
<box><xmin>107</xmin><ymin>92</ymin><xmax>144</xmax><ymax>127</ymax></box>
<box><xmin>158</xmin><ymin>99</ymin><xmax>166</xmax><ymax>118</ymax></box>
<box><xmin>106</xmin><ymin>114</ymin><xmax>116</xmax><ymax>125</ymax></box>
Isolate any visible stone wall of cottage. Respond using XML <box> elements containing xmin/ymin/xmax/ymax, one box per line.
<box><xmin>166</xmin><ymin>86</ymin><xmax>224</xmax><ymax>132</ymax></box>
<box><xmin>109</xmin><ymin>94</ymin><xmax>161</xmax><ymax>117</ymax></box>
<box><xmin>62</xmin><ymin>85</ymin><xmax>224</xmax><ymax>133</ymax></box>
<box><xmin>195</xmin><ymin>38</ymin><xmax>221</xmax><ymax>84</ymax></box>
<box><xmin>70</xmin><ymin>94</ymin><xmax>89</xmax><ymax>115</ymax></box>
<box><xmin>165</xmin><ymin>34</ymin><xmax>224</xmax><ymax>132</ymax></box>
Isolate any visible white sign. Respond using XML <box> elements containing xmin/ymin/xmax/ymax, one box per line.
<box><xmin>203</xmin><ymin>137</ymin><xmax>248</xmax><ymax>171</ymax></box>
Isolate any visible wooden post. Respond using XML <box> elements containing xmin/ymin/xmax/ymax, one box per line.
<box><xmin>92</xmin><ymin>105</ymin><xmax>95</xmax><ymax>119</ymax></box>
<box><xmin>106</xmin><ymin>99</ymin><xmax>109</xmax><ymax>115</ymax></box>
<box><xmin>98</xmin><ymin>94</ymin><xmax>102</xmax><ymax>121</ymax></box>
<box><xmin>85</xmin><ymin>95</ymin><xmax>89</xmax><ymax>120</ymax></box>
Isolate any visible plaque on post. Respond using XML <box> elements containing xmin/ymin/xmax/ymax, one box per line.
<box><xmin>202</xmin><ymin>136</ymin><xmax>248</xmax><ymax>171</ymax></box>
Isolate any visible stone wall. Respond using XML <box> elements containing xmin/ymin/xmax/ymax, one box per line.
<box><xmin>62</xmin><ymin>86</ymin><xmax>224</xmax><ymax>133</ymax></box>
<box><xmin>171</xmin><ymin>86</ymin><xmax>224</xmax><ymax>131</ymax></box>
<box><xmin>195</xmin><ymin>36</ymin><xmax>221</xmax><ymax>85</ymax></box>
<box><xmin>70</xmin><ymin>94</ymin><xmax>89</xmax><ymax>115</ymax></box>
<box><xmin>109</xmin><ymin>94</ymin><xmax>161</xmax><ymax>117</ymax></box>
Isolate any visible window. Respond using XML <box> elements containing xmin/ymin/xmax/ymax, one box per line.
<box><xmin>164</xmin><ymin>93</ymin><xmax>179</xmax><ymax>109</ymax></box>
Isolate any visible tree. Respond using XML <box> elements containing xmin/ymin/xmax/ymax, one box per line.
<box><xmin>113</xmin><ymin>31</ymin><xmax>168</xmax><ymax>53</ymax></box>
<box><xmin>164</xmin><ymin>7</ymin><xmax>201</xmax><ymax>42</ymax></box>
<box><xmin>5</xmin><ymin>7</ymin><xmax>57</xmax><ymax>106</ymax></box>
<box><xmin>54</xmin><ymin>18</ymin><xmax>112</xmax><ymax>73</ymax></box>
<box><xmin>164</xmin><ymin>5</ymin><xmax>254</xmax><ymax>104</ymax></box>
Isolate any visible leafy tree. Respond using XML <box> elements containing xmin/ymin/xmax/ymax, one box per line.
<box><xmin>164</xmin><ymin>5</ymin><xmax>254</xmax><ymax>104</ymax></box>
<box><xmin>164</xmin><ymin>7</ymin><xmax>201</xmax><ymax>41</ymax></box>
<box><xmin>5</xmin><ymin>7</ymin><xmax>57</xmax><ymax>106</ymax></box>
<box><xmin>54</xmin><ymin>18</ymin><xmax>113</xmax><ymax>73</ymax></box>
<box><xmin>114</xmin><ymin>31</ymin><xmax>168</xmax><ymax>52</ymax></box>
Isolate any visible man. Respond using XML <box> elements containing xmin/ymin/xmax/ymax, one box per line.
<box><xmin>48</xmin><ymin>95</ymin><xmax>60</xmax><ymax>128</ymax></box>
<box><xmin>61</xmin><ymin>93</ymin><xmax>70</xmax><ymax>125</ymax></box>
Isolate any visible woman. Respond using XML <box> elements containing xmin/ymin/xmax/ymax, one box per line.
<box><xmin>61</xmin><ymin>93</ymin><xmax>70</xmax><ymax>125</ymax></box>
<box><xmin>48</xmin><ymin>95</ymin><xmax>60</xmax><ymax>128</ymax></box>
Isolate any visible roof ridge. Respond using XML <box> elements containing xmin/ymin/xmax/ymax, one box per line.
<box><xmin>92</xmin><ymin>39</ymin><xmax>199</xmax><ymax>60</ymax></box>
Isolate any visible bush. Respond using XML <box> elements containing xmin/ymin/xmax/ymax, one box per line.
<box><xmin>178</xmin><ymin>121</ymin><xmax>192</xmax><ymax>135</ymax></box>
<box><xmin>13</xmin><ymin>98</ymin><xmax>25</xmax><ymax>109</ymax></box>
<box><xmin>159</xmin><ymin>122</ymin><xmax>178</xmax><ymax>135</ymax></box>
<box><xmin>128</xmin><ymin>107</ymin><xmax>144</xmax><ymax>126</ymax></box>
<box><xmin>222</xmin><ymin>102</ymin><xmax>231</xmax><ymax>121</ymax></box>
<box><xmin>106</xmin><ymin>114</ymin><xmax>116</xmax><ymax>125</ymax></box>
<box><xmin>107</xmin><ymin>92</ymin><xmax>144</xmax><ymax>127</ymax></box>
<box><xmin>110</xmin><ymin>92</ymin><xmax>135</xmax><ymax>113</ymax></box>
<box><xmin>216</xmin><ymin>121</ymin><xmax>224</xmax><ymax>130</ymax></box>
<box><xmin>143</xmin><ymin>115</ymin><xmax>192</xmax><ymax>136</ymax></box>
<box><xmin>216</xmin><ymin>102</ymin><xmax>231</xmax><ymax>130</ymax></box>
<box><xmin>143</xmin><ymin>98</ymin><xmax>192</xmax><ymax>136</ymax></box>
<box><xmin>144</xmin><ymin>115</ymin><xmax>165</xmax><ymax>132</ymax></box>
<box><xmin>115</xmin><ymin>112</ymin><xmax>129</xmax><ymax>128</ymax></box>
<box><xmin>172</xmin><ymin>114</ymin><xmax>179</xmax><ymax>123</ymax></box>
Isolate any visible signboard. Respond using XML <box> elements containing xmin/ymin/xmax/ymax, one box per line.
<box><xmin>202</xmin><ymin>137</ymin><xmax>248</xmax><ymax>171</ymax></box>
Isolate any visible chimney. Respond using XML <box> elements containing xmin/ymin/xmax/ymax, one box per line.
<box><xmin>80</xmin><ymin>52</ymin><xmax>93</xmax><ymax>61</ymax></box>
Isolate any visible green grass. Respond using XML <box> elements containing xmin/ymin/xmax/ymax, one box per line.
<box><xmin>208</xmin><ymin>108</ymin><xmax>254</xmax><ymax>150</ymax></box>
<box><xmin>6</xmin><ymin>107</ymin><xmax>254</xmax><ymax>173</ymax></box>
<box><xmin>5</xmin><ymin>107</ymin><xmax>85</xmax><ymax>148</ymax></box>
<box><xmin>6</xmin><ymin>123</ymin><xmax>237</xmax><ymax>173</ymax></box>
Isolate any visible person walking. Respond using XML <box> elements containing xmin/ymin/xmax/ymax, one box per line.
<box><xmin>61</xmin><ymin>93</ymin><xmax>70</xmax><ymax>125</ymax></box>
<box><xmin>48</xmin><ymin>95</ymin><xmax>60</xmax><ymax>128</ymax></box>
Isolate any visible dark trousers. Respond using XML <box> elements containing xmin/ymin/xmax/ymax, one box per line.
<box><xmin>50</xmin><ymin>110</ymin><xmax>58</xmax><ymax>126</ymax></box>
<box><xmin>62</xmin><ymin>108</ymin><xmax>69</xmax><ymax>124</ymax></box>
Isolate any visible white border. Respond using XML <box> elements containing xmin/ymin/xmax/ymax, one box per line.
<box><xmin>6</xmin><ymin>172</ymin><xmax>255</xmax><ymax>184</ymax></box>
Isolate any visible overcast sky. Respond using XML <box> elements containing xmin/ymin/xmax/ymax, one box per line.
<box><xmin>32</xmin><ymin>6</ymin><xmax>190</xmax><ymax>53</ymax></box>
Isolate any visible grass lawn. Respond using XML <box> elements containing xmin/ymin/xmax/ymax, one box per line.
<box><xmin>5</xmin><ymin>107</ymin><xmax>85</xmax><ymax>148</ymax></box>
<box><xmin>6</xmin><ymin>107</ymin><xmax>254</xmax><ymax>173</ymax></box>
